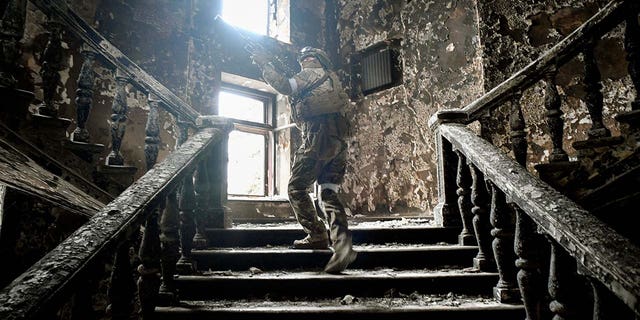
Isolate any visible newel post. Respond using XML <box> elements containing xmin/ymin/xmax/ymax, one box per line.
<box><xmin>428</xmin><ymin>111</ymin><xmax>467</xmax><ymax>227</ymax></box>
<box><xmin>197</xmin><ymin>115</ymin><xmax>234</xmax><ymax>229</ymax></box>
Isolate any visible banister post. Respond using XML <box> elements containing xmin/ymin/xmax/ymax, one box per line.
<box><xmin>108</xmin><ymin>242</ymin><xmax>137</xmax><ymax>320</ymax></box>
<box><xmin>37</xmin><ymin>17</ymin><xmax>65</xmax><ymax>118</ymax></box>
<box><xmin>0</xmin><ymin>0</ymin><xmax>27</xmax><ymax>87</ymax></box>
<box><xmin>514</xmin><ymin>205</ymin><xmax>545</xmax><ymax>320</ymax></box>
<box><xmin>107</xmin><ymin>69</ymin><xmax>130</xmax><ymax>166</ymax></box>
<box><xmin>625</xmin><ymin>12</ymin><xmax>640</xmax><ymax>111</ymax></box>
<box><xmin>469</xmin><ymin>163</ymin><xmax>495</xmax><ymax>271</ymax></box>
<box><xmin>582</xmin><ymin>38</ymin><xmax>610</xmax><ymax>139</ymax></box>
<box><xmin>429</xmin><ymin>111</ymin><xmax>467</xmax><ymax>227</ymax></box>
<box><xmin>488</xmin><ymin>181</ymin><xmax>520</xmax><ymax>303</ymax></box>
<box><xmin>509</xmin><ymin>92</ymin><xmax>527</xmax><ymax>166</ymax></box>
<box><xmin>543</xmin><ymin>69</ymin><xmax>569</xmax><ymax>162</ymax></box>
<box><xmin>71</xmin><ymin>45</ymin><xmax>97</xmax><ymax>143</ymax></box>
<box><xmin>176</xmin><ymin>119</ymin><xmax>197</xmax><ymax>274</ymax></box>
<box><xmin>197</xmin><ymin>115</ymin><xmax>234</xmax><ymax>229</ymax></box>
<box><xmin>454</xmin><ymin>150</ymin><xmax>475</xmax><ymax>245</ymax></box>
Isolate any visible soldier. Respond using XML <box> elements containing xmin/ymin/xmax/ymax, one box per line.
<box><xmin>250</xmin><ymin>46</ymin><xmax>357</xmax><ymax>273</ymax></box>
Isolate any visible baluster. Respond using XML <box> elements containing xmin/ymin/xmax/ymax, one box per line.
<box><xmin>107</xmin><ymin>243</ymin><xmax>136</xmax><ymax>320</ymax></box>
<box><xmin>583</xmin><ymin>38</ymin><xmax>611</xmax><ymax>139</ymax></box>
<box><xmin>0</xmin><ymin>0</ymin><xmax>27</xmax><ymax>87</ymax></box>
<box><xmin>144</xmin><ymin>94</ymin><xmax>160</xmax><ymax>170</ymax></box>
<box><xmin>509</xmin><ymin>92</ymin><xmax>527</xmax><ymax>166</ymax></box>
<box><xmin>548</xmin><ymin>241</ymin><xmax>580</xmax><ymax>320</ymax></box>
<box><xmin>515</xmin><ymin>207</ymin><xmax>545</xmax><ymax>320</ymax></box>
<box><xmin>159</xmin><ymin>188</ymin><xmax>180</xmax><ymax>302</ymax></box>
<box><xmin>544</xmin><ymin>69</ymin><xmax>569</xmax><ymax>162</ymax></box>
<box><xmin>589</xmin><ymin>278</ymin><xmax>633</xmax><ymax>319</ymax></box>
<box><xmin>454</xmin><ymin>150</ymin><xmax>475</xmax><ymax>245</ymax></box>
<box><xmin>193</xmin><ymin>159</ymin><xmax>210</xmax><ymax>249</ymax></box>
<box><xmin>71</xmin><ymin>46</ymin><xmax>96</xmax><ymax>143</ymax></box>
<box><xmin>137</xmin><ymin>208</ymin><xmax>161</xmax><ymax>319</ymax></box>
<box><xmin>37</xmin><ymin>18</ymin><xmax>65</xmax><ymax>117</ymax></box>
<box><xmin>469</xmin><ymin>164</ymin><xmax>494</xmax><ymax>271</ymax></box>
<box><xmin>625</xmin><ymin>13</ymin><xmax>640</xmax><ymax>111</ymax></box>
<box><xmin>107</xmin><ymin>69</ymin><xmax>129</xmax><ymax>165</ymax></box>
<box><xmin>176</xmin><ymin>120</ymin><xmax>197</xmax><ymax>274</ymax></box>
<box><xmin>488</xmin><ymin>181</ymin><xmax>520</xmax><ymax>302</ymax></box>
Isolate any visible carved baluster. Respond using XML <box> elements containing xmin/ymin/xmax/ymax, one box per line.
<box><xmin>488</xmin><ymin>181</ymin><xmax>520</xmax><ymax>303</ymax></box>
<box><xmin>37</xmin><ymin>18</ymin><xmax>65</xmax><ymax>117</ymax></box>
<box><xmin>107</xmin><ymin>243</ymin><xmax>136</xmax><ymax>320</ymax></box>
<box><xmin>625</xmin><ymin>13</ymin><xmax>640</xmax><ymax>111</ymax></box>
<box><xmin>548</xmin><ymin>241</ymin><xmax>580</xmax><ymax>320</ymax></box>
<box><xmin>176</xmin><ymin>121</ymin><xmax>197</xmax><ymax>274</ymax></box>
<box><xmin>193</xmin><ymin>159</ymin><xmax>210</xmax><ymax>249</ymax></box>
<box><xmin>469</xmin><ymin>164</ymin><xmax>494</xmax><ymax>271</ymax></box>
<box><xmin>510</xmin><ymin>92</ymin><xmax>527</xmax><ymax>166</ymax></box>
<box><xmin>583</xmin><ymin>39</ymin><xmax>611</xmax><ymax>139</ymax></box>
<box><xmin>137</xmin><ymin>208</ymin><xmax>161</xmax><ymax>319</ymax></box>
<box><xmin>515</xmin><ymin>207</ymin><xmax>545</xmax><ymax>320</ymax></box>
<box><xmin>144</xmin><ymin>94</ymin><xmax>160</xmax><ymax>170</ymax></box>
<box><xmin>107</xmin><ymin>70</ymin><xmax>129</xmax><ymax>165</ymax></box>
<box><xmin>589</xmin><ymin>278</ymin><xmax>633</xmax><ymax>319</ymax></box>
<box><xmin>71</xmin><ymin>46</ymin><xmax>96</xmax><ymax>143</ymax></box>
<box><xmin>454</xmin><ymin>150</ymin><xmax>475</xmax><ymax>245</ymax></box>
<box><xmin>544</xmin><ymin>70</ymin><xmax>569</xmax><ymax>162</ymax></box>
<box><xmin>0</xmin><ymin>0</ymin><xmax>27</xmax><ymax>87</ymax></box>
<box><xmin>159</xmin><ymin>188</ymin><xmax>180</xmax><ymax>302</ymax></box>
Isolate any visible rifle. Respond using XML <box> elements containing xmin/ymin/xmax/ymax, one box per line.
<box><xmin>214</xmin><ymin>15</ymin><xmax>296</xmax><ymax>77</ymax></box>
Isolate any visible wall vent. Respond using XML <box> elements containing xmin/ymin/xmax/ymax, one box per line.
<box><xmin>351</xmin><ymin>39</ymin><xmax>402</xmax><ymax>97</ymax></box>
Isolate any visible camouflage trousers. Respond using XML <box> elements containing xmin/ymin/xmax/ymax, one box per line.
<box><xmin>288</xmin><ymin>113</ymin><xmax>350</xmax><ymax>244</ymax></box>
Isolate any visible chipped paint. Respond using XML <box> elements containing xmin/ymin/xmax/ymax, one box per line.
<box><xmin>336</xmin><ymin>0</ymin><xmax>484</xmax><ymax>215</ymax></box>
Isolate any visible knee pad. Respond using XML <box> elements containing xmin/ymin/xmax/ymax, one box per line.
<box><xmin>320</xmin><ymin>183</ymin><xmax>340</xmax><ymax>193</ymax></box>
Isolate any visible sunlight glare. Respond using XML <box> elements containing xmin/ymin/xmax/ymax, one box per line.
<box><xmin>221</xmin><ymin>0</ymin><xmax>268</xmax><ymax>35</ymax></box>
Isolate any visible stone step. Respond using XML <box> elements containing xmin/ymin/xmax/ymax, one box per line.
<box><xmin>205</xmin><ymin>226</ymin><xmax>460</xmax><ymax>247</ymax></box>
<box><xmin>191</xmin><ymin>245</ymin><xmax>478</xmax><ymax>271</ymax></box>
<box><xmin>173</xmin><ymin>269</ymin><xmax>499</xmax><ymax>300</ymax></box>
<box><xmin>155</xmin><ymin>296</ymin><xmax>525</xmax><ymax>320</ymax></box>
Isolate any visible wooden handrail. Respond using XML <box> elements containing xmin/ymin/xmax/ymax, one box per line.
<box><xmin>429</xmin><ymin>0</ymin><xmax>636</xmax><ymax>126</ymax></box>
<box><xmin>29</xmin><ymin>0</ymin><xmax>202</xmax><ymax>124</ymax></box>
<box><xmin>438</xmin><ymin>123</ymin><xmax>640</xmax><ymax>315</ymax></box>
<box><xmin>0</xmin><ymin>127</ymin><xmax>224</xmax><ymax>320</ymax></box>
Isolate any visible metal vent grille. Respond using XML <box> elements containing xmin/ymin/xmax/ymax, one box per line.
<box><xmin>361</xmin><ymin>48</ymin><xmax>392</xmax><ymax>94</ymax></box>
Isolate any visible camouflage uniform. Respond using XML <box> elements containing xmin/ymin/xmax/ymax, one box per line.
<box><xmin>252</xmin><ymin>47</ymin><xmax>356</xmax><ymax>273</ymax></box>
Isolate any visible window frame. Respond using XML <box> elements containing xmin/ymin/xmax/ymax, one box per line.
<box><xmin>219</xmin><ymin>83</ymin><xmax>278</xmax><ymax>198</ymax></box>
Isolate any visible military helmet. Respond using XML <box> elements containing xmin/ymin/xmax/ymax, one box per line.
<box><xmin>298</xmin><ymin>46</ymin><xmax>333</xmax><ymax>69</ymax></box>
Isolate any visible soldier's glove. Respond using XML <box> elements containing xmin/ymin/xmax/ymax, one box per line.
<box><xmin>250</xmin><ymin>51</ymin><xmax>270</xmax><ymax>67</ymax></box>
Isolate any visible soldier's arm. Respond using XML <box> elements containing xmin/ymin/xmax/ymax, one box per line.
<box><xmin>260</xmin><ymin>62</ymin><xmax>296</xmax><ymax>96</ymax></box>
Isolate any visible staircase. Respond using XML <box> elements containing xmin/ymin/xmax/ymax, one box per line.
<box><xmin>154</xmin><ymin>218</ymin><xmax>525</xmax><ymax>319</ymax></box>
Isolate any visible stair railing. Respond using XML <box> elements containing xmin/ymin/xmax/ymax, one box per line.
<box><xmin>0</xmin><ymin>0</ymin><xmax>236</xmax><ymax>319</ymax></box>
<box><xmin>0</xmin><ymin>117</ymin><xmax>233</xmax><ymax>320</ymax></box>
<box><xmin>430</xmin><ymin>0</ymin><xmax>640</xmax><ymax>319</ymax></box>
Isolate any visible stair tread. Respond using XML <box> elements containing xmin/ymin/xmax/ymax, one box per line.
<box><xmin>195</xmin><ymin>244</ymin><xmax>476</xmax><ymax>252</ymax></box>
<box><xmin>229</xmin><ymin>218</ymin><xmax>435</xmax><ymax>229</ymax></box>
<box><xmin>157</xmin><ymin>295</ymin><xmax>523</xmax><ymax>312</ymax></box>
<box><xmin>183</xmin><ymin>268</ymin><xmax>495</xmax><ymax>279</ymax></box>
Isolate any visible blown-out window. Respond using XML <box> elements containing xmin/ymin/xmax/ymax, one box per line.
<box><xmin>218</xmin><ymin>86</ymin><xmax>275</xmax><ymax>197</ymax></box>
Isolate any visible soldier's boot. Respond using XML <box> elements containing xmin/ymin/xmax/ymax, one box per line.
<box><xmin>324</xmin><ymin>231</ymin><xmax>357</xmax><ymax>274</ymax></box>
<box><xmin>292</xmin><ymin>233</ymin><xmax>330</xmax><ymax>249</ymax></box>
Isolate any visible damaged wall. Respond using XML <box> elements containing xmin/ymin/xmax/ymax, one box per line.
<box><xmin>336</xmin><ymin>0</ymin><xmax>484</xmax><ymax>216</ymax></box>
<box><xmin>476</xmin><ymin>0</ymin><xmax>635</xmax><ymax>169</ymax></box>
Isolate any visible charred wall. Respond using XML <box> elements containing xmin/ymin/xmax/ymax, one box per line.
<box><xmin>476</xmin><ymin>0</ymin><xmax>634</xmax><ymax>169</ymax></box>
<box><xmin>336</xmin><ymin>0</ymin><xmax>484</xmax><ymax>216</ymax></box>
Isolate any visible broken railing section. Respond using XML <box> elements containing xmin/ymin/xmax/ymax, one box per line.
<box><xmin>433</xmin><ymin>124</ymin><xmax>640</xmax><ymax>319</ymax></box>
<box><xmin>429</xmin><ymin>1</ymin><xmax>640</xmax><ymax>318</ymax></box>
<box><xmin>0</xmin><ymin>117</ymin><xmax>233</xmax><ymax>320</ymax></box>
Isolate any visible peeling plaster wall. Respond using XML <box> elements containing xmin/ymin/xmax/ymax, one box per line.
<box><xmin>476</xmin><ymin>0</ymin><xmax>634</xmax><ymax>170</ymax></box>
<box><xmin>336</xmin><ymin>0</ymin><xmax>484</xmax><ymax>216</ymax></box>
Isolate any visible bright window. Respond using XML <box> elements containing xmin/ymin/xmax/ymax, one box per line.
<box><xmin>218</xmin><ymin>87</ymin><xmax>274</xmax><ymax>197</ymax></box>
<box><xmin>221</xmin><ymin>0</ymin><xmax>269</xmax><ymax>35</ymax></box>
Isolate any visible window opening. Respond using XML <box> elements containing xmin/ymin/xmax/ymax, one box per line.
<box><xmin>221</xmin><ymin>0</ymin><xmax>269</xmax><ymax>36</ymax></box>
<box><xmin>218</xmin><ymin>85</ymin><xmax>275</xmax><ymax>197</ymax></box>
